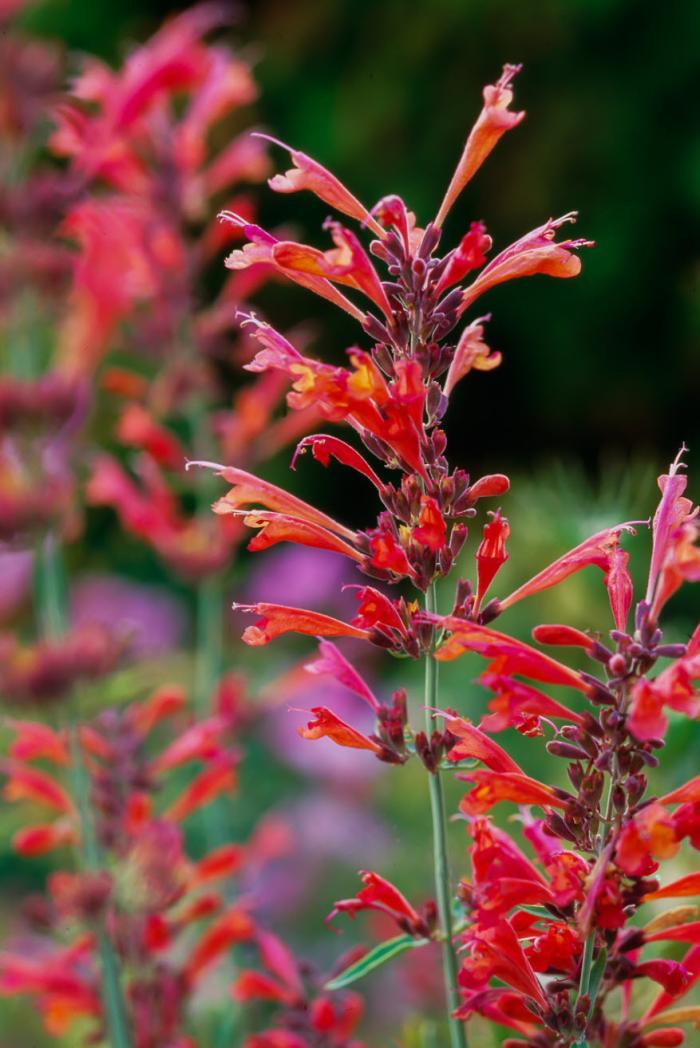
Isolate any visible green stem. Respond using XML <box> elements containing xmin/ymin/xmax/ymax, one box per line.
<box><xmin>35</xmin><ymin>535</ymin><xmax>133</xmax><ymax>1048</ymax></box>
<box><xmin>424</xmin><ymin>585</ymin><xmax>467</xmax><ymax>1048</ymax></box>
<box><xmin>35</xmin><ymin>532</ymin><xmax>67</xmax><ymax>639</ymax></box>
<box><xmin>68</xmin><ymin>726</ymin><xmax>134</xmax><ymax>1048</ymax></box>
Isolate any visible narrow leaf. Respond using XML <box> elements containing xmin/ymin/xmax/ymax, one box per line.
<box><xmin>324</xmin><ymin>934</ymin><xmax>429</xmax><ymax>990</ymax></box>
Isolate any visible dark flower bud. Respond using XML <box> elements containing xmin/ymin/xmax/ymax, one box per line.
<box><xmin>418</xmin><ymin>223</ymin><xmax>441</xmax><ymax>259</ymax></box>
<box><xmin>449</xmin><ymin>523</ymin><xmax>468</xmax><ymax>558</ymax></box>
<box><xmin>612</xmin><ymin>784</ymin><xmax>627</xmax><ymax>813</ymax></box>
<box><xmin>547</xmin><ymin>741</ymin><xmax>590</xmax><ymax>761</ymax></box>
<box><xmin>654</xmin><ymin>643</ymin><xmax>688</xmax><ymax>659</ymax></box>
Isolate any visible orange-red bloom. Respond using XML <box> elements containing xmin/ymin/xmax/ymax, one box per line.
<box><xmin>444</xmin><ymin>315</ymin><xmax>501</xmax><ymax>397</ymax></box>
<box><xmin>233</xmin><ymin>602</ymin><xmax>370</xmax><ymax>646</ymax></box>
<box><xmin>458</xmin><ymin>769</ymin><xmax>566</xmax><ymax>816</ymax></box>
<box><xmin>297</xmin><ymin>708</ymin><xmax>382</xmax><ymax>754</ymax></box>
<box><xmin>436</xmin><ymin>65</ymin><xmax>525</xmax><ymax>227</ymax></box>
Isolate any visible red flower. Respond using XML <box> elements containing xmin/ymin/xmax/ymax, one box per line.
<box><xmin>616</xmin><ymin>802</ymin><xmax>680</xmax><ymax>876</ymax></box>
<box><xmin>436</xmin><ymin>223</ymin><xmax>493</xmax><ymax>293</ymax></box>
<box><xmin>292</xmin><ymin>433</ymin><xmax>384</xmax><ymax>491</ymax></box>
<box><xmin>458</xmin><ymin>769</ymin><xmax>566</xmax><ymax>816</ymax></box>
<box><xmin>297</xmin><ymin>707</ymin><xmax>382</xmax><ymax>755</ymax></box>
<box><xmin>475</xmin><ymin>510</ymin><xmax>510</xmax><ymax>611</ymax></box>
<box><xmin>432</xmin><ymin>617</ymin><xmax>591</xmax><ymax>692</ymax></box>
<box><xmin>233</xmin><ymin>602</ymin><xmax>370</xmax><ymax>646</ymax></box>
<box><xmin>499</xmin><ymin>522</ymin><xmax>637</xmax><ymax>618</ymax></box>
<box><xmin>412</xmin><ymin>496</ymin><xmax>448</xmax><ymax>552</ymax></box>
<box><xmin>328</xmin><ymin>870</ymin><xmax>428</xmax><ymax>937</ymax></box>
<box><xmin>437</xmin><ymin>711</ymin><xmax>522</xmax><ymax>772</ymax></box>
<box><xmin>304</xmin><ymin>640</ymin><xmax>380</xmax><ymax>712</ymax></box>
<box><xmin>459</xmin><ymin>917</ymin><xmax>547</xmax><ymax>1006</ymax></box>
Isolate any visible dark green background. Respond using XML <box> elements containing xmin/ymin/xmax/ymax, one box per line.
<box><xmin>23</xmin><ymin>0</ymin><xmax>700</xmax><ymax>476</ymax></box>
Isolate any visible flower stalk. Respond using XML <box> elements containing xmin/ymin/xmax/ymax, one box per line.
<box><xmin>37</xmin><ymin>533</ymin><xmax>134</xmax><ymax>1048</ymax></box>
<box><xmin>424</xmin><ymin>587</ymin><xmax>467</xmax><ymax>1048</ymax></box>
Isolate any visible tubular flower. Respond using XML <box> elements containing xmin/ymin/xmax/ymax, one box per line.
<box><xmin>328</xmin><ymin>871</ymin><xmax>433</xmax><ymax>938</ymax></box>
<box><xmin>459</xmin><ymin>213</ymin><xmax>594</xmax><ymax>314</ymax></box>
<box><xmin>474</xmin><ymin>509</ymin><xmax>509</xmax><ymax>612</ymax></box>
<box><xmin>435</xmin><ymin>64</ymin><xmax>525</xmax><ymax>227</ymax></box>
<box><xmin>273</xmin><ymin>223</ymin><xmax>392</xmax><ymax>317</ymax></box>
<box><xmin>499</xmin><ymin>522</ymin><xmax>637</xmax><ymax>615</ymax></box>
<box><xmin>458</xmin><ymin>769</ymin><xmax>567</xmax><ymax>816</ymax></box>
<box><xmin>296</xmin><ymin>708</ymin><xmax>383</xmax><ymax>755</ymax></box>
<box><xmin>304</xmin><ymin>640</ymin><xmax>380</xmax><ymax>712</ymax></box>
<box><xmin>444</xmin><ymin>315</ymin><xmax>501</xmax><ymax>397</ymax></box>
<box><xmin>233</xmin><ymin>602</ymin><xmax>370</xmax><ymax>646</ymax></box>
<box><xmin>431</xmin><ymin>617</ymin><xmax>592</xmax><ymax>692</ymax></box>
<box><xmin>259</xmin><ymin>133</ymin><xmax>383</xmax><ymax>235</ymax></box>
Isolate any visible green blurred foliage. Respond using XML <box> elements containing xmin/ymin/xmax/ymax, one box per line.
<box><xmin>23</xmin><ymin>0</ymin><xmax>700</xmax><ymax>472</ymax></box>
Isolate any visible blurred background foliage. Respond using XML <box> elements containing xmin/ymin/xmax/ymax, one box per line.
<box><xmin>20</xmin><ymin>0</ymin><xmax>700</xmax><ymax>475</ymax></box>
<box><xmin>3</xmin><ymin>0</ymin><xmax>699</xmax><ymax>1044</ymax></box>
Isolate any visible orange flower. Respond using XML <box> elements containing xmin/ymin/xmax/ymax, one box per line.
<box><xmin>432</xmin><ymin>617</ymin><xmax>591</xmax><ymax>692</ymax></box>
<box><xmin>458</xmin><ymin>769</ymin><xmax>566</xmax><ymax>815</ymax></box>
<box><xmin>460</xmin><ymin>213</ymin><xmax>593</xmax><ymax>314</ymax></box>
<box><xmin>233</xmin><ymin>602</ymin><xmax>370</xmax><ymax>647</ymax></box>
<box><xmin>435</xmin><ymin>65</ymin><xmax>525</xmax><ymax>227</ymax></box>
<box><xmin>260</xmin><ymin>133</ymin><xmax>383</xmax><ymax>235</ymax></box>
<box><xmin>297</xmin><ymin>707</ymin><xmax>382</xmax><ymax>754</ymax></box>
<box><xmin>273</xmin><ymin>223</ymin><xmax>392</xmax><ymax>317</ymax></box>
<box><xmin>444</xmin><ymin>315</ymin><xmax>501</xmax><ymax>397</ymax></box>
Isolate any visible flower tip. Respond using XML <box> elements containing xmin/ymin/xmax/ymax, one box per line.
<box><xmin>250</xmin><ymin>130</ymin><xmax>291</xmax><ymax>151</ymax></box>
<box><xmin>185</xmin><ymin>458</ymin><xmax>226</xmax><ymax>474</ymax></box>
<box><xmin>218</xmin><ymin>209</ymin><xmax>247</xmax><ymax>228</ymax></box>
<box><xmin>498</xmin><ymin>62</ymin><xmax>524</xmax><ymax>89</ymax></box>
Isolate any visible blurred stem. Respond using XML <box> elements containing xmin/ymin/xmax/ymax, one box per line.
<box><xmin>195</xmin><ymin>571</ymin><xmax>224</xmax><ymax>709</ymax></box>
<box><xmin>35</xmin><ymin>532</ymin><xmax>67</xmax><ymax>639</ymax></box>
<box><xmin>36</xmin><ymin>533</ymin><xmax>133</xmax><ymax>1048</ymax></box>
<box><xmin>423</xmin><ymin>584</ymin><xmax>467</xmax><ymax>1048</ymax></box>
<box><xmin>68</xmin><ymin>725</ymin><xmax>134</xmax><ymax>1048</ymax></box>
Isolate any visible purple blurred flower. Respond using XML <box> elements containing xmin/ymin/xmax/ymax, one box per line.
<box><xmin>0</xmin><ymin>549</ymin><xmax>32</xmax><ymax>621</ymax></box>
<box><xmin>242</xmin><ymin>546</ymin><xmax>354</xmax><ymax>614</ymax></box>
<box><xmin>70</xmin><ymin>574</ymin><xmax>186</xmax><ymax>658</ymax></box>
<box><xmin>245</xmin><ymin>792</ymin><xmax>390</xmax><ymax>919</ymax></box>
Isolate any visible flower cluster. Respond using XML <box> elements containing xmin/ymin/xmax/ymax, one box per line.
<box><xmin>197</xmin><ymin>64</ymin><xmax>699</xmax><ymax>1047</ymax></box>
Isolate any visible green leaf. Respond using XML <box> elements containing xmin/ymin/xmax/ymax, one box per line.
<box><xmin>324</xmin><ymin>934</ymin><xmax>429</xmax><ymax>990</ymax></box>
<box><xmin>587</xmin><ymin>947</ymin><xmax>608</xmax><ymax>1011</ymax></box>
